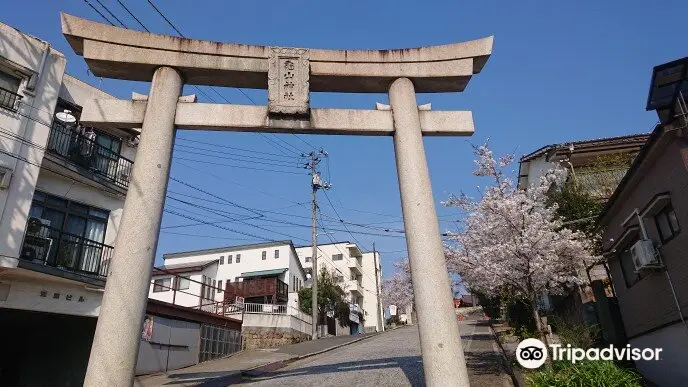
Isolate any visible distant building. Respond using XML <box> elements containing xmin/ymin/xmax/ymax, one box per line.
<box><xmin>148</xmin><ymin>241</ymin><xmax>311</xmax><ymax>349</ymax></box>
<box><xmin>518</xmin><ymin>133</ymin><xmax>648</xmax><ymax>313</ymax></box>
<box><xmin>296</xmin><ymin>241</ymin><xmax>384</xmax><ymax>334</ymax></box>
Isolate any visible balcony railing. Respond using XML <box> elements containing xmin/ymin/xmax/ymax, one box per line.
<box><xmin>0</xmin><ymin>86</ymin><xmax>22</xmax><ymax>112</ymax></box>
<box><xmin>47</xmin><ymin>122</ymin><xmax>133</xmax><ymax>189</ymax></box>
<box><xmin>20</xmin><ymin>222</ymin><xmax>113</xmax><ymax>279</ymax></box>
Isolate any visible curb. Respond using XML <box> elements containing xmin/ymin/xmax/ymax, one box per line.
<box><xmin>243</xmin><ymin>333</ymin><xmax>379</xmax><ymax>377</ymax></box>
<box><xmin>488</xmin><ymin>323</ymin><xmax>526</xmax><ymax>387</ymax></box>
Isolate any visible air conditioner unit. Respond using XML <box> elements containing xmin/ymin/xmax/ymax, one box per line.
<box><xmin>630</xmin><ymin>239</ymin><xmax>662</xmax><ymax>272</ymax></box>
<box><xmin>21</xmin><ymin>217</ymin><xmax>53</xmax><ymax>262</ymax></box>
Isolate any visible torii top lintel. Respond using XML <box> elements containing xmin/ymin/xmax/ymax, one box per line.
<box><xmin>61</xmin><ymin>13</ymin><xmax>493</xmax><ymax>94</ymax></box>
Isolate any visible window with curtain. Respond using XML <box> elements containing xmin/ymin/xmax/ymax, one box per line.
<box><xmin>27</xmin><ymin>191</ymin><xmax>110</xmax><ymax>273</ymax></box>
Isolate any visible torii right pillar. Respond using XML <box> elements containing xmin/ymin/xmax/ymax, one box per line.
<box><xmin>390</xmin><ymin>78</ymin><xmax>470</xmax><ymax>384</ymax></box>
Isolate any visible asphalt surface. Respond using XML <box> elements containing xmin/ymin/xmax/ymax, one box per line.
<box><xmin>228</xmin><ymin>315</ymin><xmax>512</xmax><ymax>387</ymax></box>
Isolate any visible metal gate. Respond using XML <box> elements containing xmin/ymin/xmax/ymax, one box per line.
<box><xmin>199</xmin><ymin>324</ymin><xmax>242</xmax><ymax>362</ymax></box>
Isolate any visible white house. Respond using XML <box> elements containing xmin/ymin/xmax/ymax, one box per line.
<box><xmin>149</xmin><ymin>240</ymin><xmax>307</xmax><ymax>308</ymax></box>
<box><xmin>0</xmin><ymin>21</ymin><xmax>141</xmax><ymax>385</ymax></box>
<box><xmin>295</xmin><ymin>241</ymin><xmax>384</xmax><ymax>333</ymax></box>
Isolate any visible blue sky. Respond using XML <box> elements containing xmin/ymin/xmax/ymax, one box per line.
<box><xmin>4</xmin><ymin>0</ymin><xmax>686</xmax><ymax>280</ymax></box>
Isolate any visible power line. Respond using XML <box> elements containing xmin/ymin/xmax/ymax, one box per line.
<box><xmin>115</xmin><ymin>0</ymin><xmax>150</xmax><ymax>31</ymax></box>
<box><xmin>175</xmin><ymin>137</ymin><xmax>300</xmax><ymax>160</ymax></box>
<box><xmin>173</xmin><ymin>156</ymin><xmax>305</xmax><ymax>175</ymax></box>
<box><xmin>174</xmin><ymin>144</ymin><xmax>303</xmax><ymax>167</ymax></box>
<box><xmin>94</xmin><ymin>0</ymin><xmax>127</xmax><ymax>27</ymax></box>
<box><xmin>144</xmin><ymin>0</ymin><xmax>184</xmax><ymax>36</ymax></box>
<box><xmin>83</xmin><ymin>0</ymin><xmax>116</xmax><ymax>26</ymax></box>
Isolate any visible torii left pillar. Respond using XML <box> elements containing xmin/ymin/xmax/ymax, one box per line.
<box><xmin>83</xmin><ymin>67</ymin><xmax>183</xmax><ymax>386</ymax></box>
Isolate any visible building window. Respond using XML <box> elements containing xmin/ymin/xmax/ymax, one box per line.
<box><xmin>218</xmin><ymin>280</ymin><xmax>223</xmax><ymax>292</ymax></box>
<box><xmin>176</xmin><ymin>277</ymin><xmax>190</xmax><ymax>290</ymax></box>
<box><xmin>220</xmin><ymin>256</ymin><xmax>224</xmax><ymax>265</ymax></box>
<box><xmin>235</xmin><ymin>277</ymin><xmax>240</xmax><ymax>282</ymax></box>
<box><xmin>153</xmin><ymin>278</ymin><xmax>171</xmax><ymax>292</ymax></box>
<box><xmin>334</xmin><ymin>275</ymin><xmax>344</xmax><ymax>283</ymax></box>
<box><xmin>0</xmin><ymin>70</ymin><xmax>21</xmax><ymax>111</ymax></box>
<box><xmin>228</xmin><ymin>255</ymin><xmax>233</xmax><ymax>264</ymax></box>
<box><xmin>333</xmin><ymin>254</ymin><xmax>343</xmax><ymax>261</ymax></box>
<box><xmin>655</xmin><ymin>204</ymin><xmax>680</xmax><ymax>243</ymax></box>
<box><xmin>274</xmin><ymin>249</ymin><xmax>279</xmax><ymax>259</ymax></box>
<box><xmin>262</xmin><ymin>251</ymin><xmax>266</xmax><ymax>260</ymax></box>
<box><xmin>236</xmin><ymin>254</ymin><xmax>241</xmax><ymax>263</ymax></box>
<box><xmin>305</xmin><ymin>257</ymin><xmax>311</xmax><ymax>263</ymax></box>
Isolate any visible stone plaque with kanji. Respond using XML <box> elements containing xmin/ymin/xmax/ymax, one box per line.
<box><xmin>268</xmin><ymin>47</ymin><xmax>310</xmax><ymax>115</ymax></box>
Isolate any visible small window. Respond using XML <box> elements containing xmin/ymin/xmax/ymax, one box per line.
<box><xmin>274</xmin><ymin>249</ymin><xmax>279</xmax><ymax>259</ymax></box>
<box><xmin>153</xmin><ymin>278</ymin><xmax>171</xmax><ymax>292</ymax></box>
<box><xmin>334</xmin><ymin>275</ymin><xmax>344</xmax><ymax>283</ymax></box>
<box><xmin>655</xmin><ymin>204</ymin><xmax>680</xmax><ymax>243</ymax></box>
<box><xmin>228</xmin><ymin>255</ymin><xmax>233</xmax><ymax>264</ymax></box>
<box><xmin>235</xmin><ymin>276</ymin><xmax>240</xmax><ymax>282</ymax></box>
<box><xmin>220</xmin><ymin>256</ymin><xmax>224</xmax><ymax>265</ymax></box>
<box><xmin>262</xmin><ymin>251</ymin><xmax>266</xmax><ymax>260</ymax></box>
<box><xmin>176</xmin><ymin>277</ymin><xmax>190</xmax><ymax>290</ymax></box>
<box><xmin>333</xmin><ymin>254</ymin><xmax>343</xmax><ymax>261</ymax></box>
<box><xmin>305</xmin><ymin>257</ymin><xmax>311</xmax><ymax>263</ymax></box>
<box><xmin>218</xmin><ymin>280</ymin><xmax>223</xmax><ymax>292</ymax></box>
<box><xmin>236</xmin><ymin>254</ymin><xmax>240</xmax><ymax>263</ymax></box>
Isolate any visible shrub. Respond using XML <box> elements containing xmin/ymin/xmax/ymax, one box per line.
<box><xmin>550</xmin><ymin>315</ymin><xmax>600</xmax><ymax>349</ymax></box>
<box><xmin>527</xmin><ymin>360</ymin><xmax>642</xmax><ymax>387</ymax></box>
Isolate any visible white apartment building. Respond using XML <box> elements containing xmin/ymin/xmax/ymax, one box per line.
<box><xmin>0</xmin><ymin>21</ymin><xmax>139</xmax><ymax>385</ymax></box>
<box><xmin>149</xmin><ymin>240</ymin><xmax>307</xmax><ymax>308</ymax></box>
<box><xmin>295</xmin><ymin>241</ymin><xmax>384</xmax><ymax>333</ymax></box>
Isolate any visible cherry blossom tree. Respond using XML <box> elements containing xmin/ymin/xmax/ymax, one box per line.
<box><xmin>444</xmin><ymin>144</ymin><xmax>598</xmax><ymax>338</ymax></box>
<box><xmin>381</xmin><ymin>259</ymin><xmax>413</xmax><ymax>312</ymax></box>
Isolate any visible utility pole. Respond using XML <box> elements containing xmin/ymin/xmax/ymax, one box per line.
<box><xmin>305</xmin><ymin>150</ymin><xmax>329</xmax><ymax>340</ymax></box>
<box><xmin>373</xmin><ymin>242</ymin><xmax>384</xmax><ymax>332</ymax></box>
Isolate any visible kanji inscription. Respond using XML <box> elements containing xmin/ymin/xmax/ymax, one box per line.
<box><xmin>268</xmin><ymin>47</ymin><xmax>309</xmax><ymax>115</ymax></box>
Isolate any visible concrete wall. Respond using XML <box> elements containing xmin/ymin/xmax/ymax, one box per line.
<box><xmin>0</xmin><ymin>273</ymin><xmax>102</xmax><ymax>317</ymax></box>
<box><xmin>601</xmin><ymin>137</ymin><xmax>688</xmax><ymax>339</ymax></box>
<box><xmin>361</xmin><ymin>251</ymin><xmax>383</xmax><ymax>331</ymax></box>
<box><xmin>0</xmin><ymin>22</ymin><xmax>66</xmax><ymax>262</ymax></box>
<box><xmin>629</xmin><ymin>322</ymin><xmax>688</xmax><ymax>386</ymax></box>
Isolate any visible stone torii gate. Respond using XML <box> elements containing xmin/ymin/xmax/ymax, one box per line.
<box><xmin>61</xmin><ymin>14</ymin><xmax>492</xmax><ymax>386</ymax></box>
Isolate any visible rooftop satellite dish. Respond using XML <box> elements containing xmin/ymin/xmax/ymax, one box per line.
<box><xmin>55</xmin><ymin>109</ymin><xmax>77</xmax><ymax>124</ymax></box>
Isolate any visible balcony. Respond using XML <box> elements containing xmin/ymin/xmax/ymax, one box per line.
<box><xmin>46</xmin><ymin>122</ymin><xmax>133</xmax><ymax>189</ymax></box>
<box><xmin>0</xmin><ymin>86</ymin><xmax>22</xmax><ymax>112</ymax></box>
<box><xmin>223</xmin><ymin>277</ymin><xmax>288</xmax><ymax>303</ymax></box>
<box><xmin>348</xmin><ymin>258</ymin><xmax>362</xmax><ymax>275</ymax></box>
<box><xmin>19</xmin><ymin>222</ymin><xmax>113</xmax><ymax>280</ymax></box>
<box><xmin>347</xmin><ymin>279</ymin><xmax>363</xmax><ymax>296</ymax></box>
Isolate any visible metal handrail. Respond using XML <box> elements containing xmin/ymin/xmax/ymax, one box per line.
<box><xmin>47</xmin><ymin>122</ymin><xmax>134</xmax><ymax>188</ymax></box>
<box><xmin>0</xmin><ymin>86</ymin><xmax>22</xmax><ymax>112</ymax></box>
<box><xmin>20</xmin><ymin>223</ymin><xmax>113</xmax><ymax>278</ymax></box>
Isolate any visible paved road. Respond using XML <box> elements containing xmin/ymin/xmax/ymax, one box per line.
<box><xmin>229</xmin><ymin>318</ymin><xmax>512</xmax><ymax>387</ymax></box>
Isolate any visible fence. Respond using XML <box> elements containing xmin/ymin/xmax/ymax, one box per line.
<box><xmin>20</xmin><ymin>222</ymin><xmax>113</xmax><ymax>278</ymax></box>
<box><xmin>47</xmin><ymin>122</ymin><xmax>134</xmax><ymax>188</ymax></box>
<box><xmin>0</xmin><ymin>86</ymin><xmax>22</xmax><ymax>112</ymax></box>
